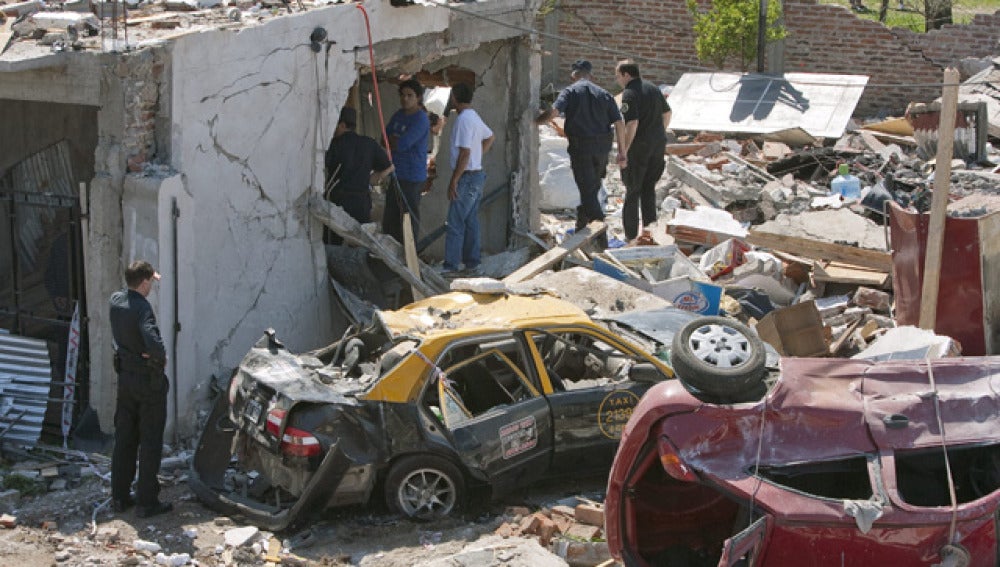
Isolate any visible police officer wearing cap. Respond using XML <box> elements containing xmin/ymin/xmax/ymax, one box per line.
<box><xmin>536</xmin><ymin>59</ymin><xmax>626</xmax><ymax>249</ymax></box>
<box><xmin>109</xmin><ymin>260</ymin><xmax>172</xmax><ymax>517</ymax></box>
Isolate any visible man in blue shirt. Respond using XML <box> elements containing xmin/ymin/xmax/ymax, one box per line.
<box><xmin>383</xmin><ymin>79</ymin><xmax>431</xmax><ymax>245</ymax></box>
<box><xmin>537</xmin><ymin>59</ymin><xmax>625</xmax><ymax>249</ymax></box>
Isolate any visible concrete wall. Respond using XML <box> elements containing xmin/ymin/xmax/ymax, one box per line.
<box><xmin>542</xmin><ymin>0</ymin><xmax>1000</xmax><ymax>115</ymax></box>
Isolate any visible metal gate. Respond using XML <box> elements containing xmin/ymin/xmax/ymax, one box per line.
<box><xmin>0</xmin><ymin>140</ymin><xmax>88</xmax><ymax>445</ymax></box>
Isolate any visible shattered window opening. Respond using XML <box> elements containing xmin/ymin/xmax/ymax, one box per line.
<box><xmin>895</xmin><ymin>443</ymin><xmax>1000</xmax><ymax>506</ymax></box>
<box><xmin>755</xmin><ymin>456</ymin><xmax>873</xmax><ymax>500</ymax></box>
<box><xmin>533</xmin><ymin>331</ymin><xmax>642</xmax><ymax>391</ymax></box>
<box><xmin>428</xmin><ymin>336</ymin><xmax>537</xmax><ymax>427</ymax></box>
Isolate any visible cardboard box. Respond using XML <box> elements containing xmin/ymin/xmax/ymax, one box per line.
<box><xmin>755</xmin><ymin>300</ymin><xmax>828</xmax><ymax>357</ymax></box>
<box><xmin>593</xmin><ymin>245</ymin><xmax>721</xmax><ymax>315</ymax></box>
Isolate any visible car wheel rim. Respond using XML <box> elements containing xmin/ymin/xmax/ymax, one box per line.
<box><xmin>688</xmin><ymin>323</ymin><xmax>752</xmax><ymax>368</ymax></box>
<box><xmin>397</xmin><ymin>467</ymin><xmax>456</xmax><ymax>519</ymax></box>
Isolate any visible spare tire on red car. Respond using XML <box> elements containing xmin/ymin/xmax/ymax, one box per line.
<box><xmin>670</xmin><ymin>316</ymin><xmax>767</xmax><ymax>401</ymax></box>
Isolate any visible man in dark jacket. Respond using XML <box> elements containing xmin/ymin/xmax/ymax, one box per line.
<box><xmin>615</xmin><ymin>60</ymin><xmax>669</xmax><ymax>242</ymax></box>
<box><xmin>536</xmin><ymin>59</ymin><xmax>625</xmax><ymax>249</ymax></box>
<box><xmin>324</xmin><ymin>106</ymin><xmax>395</xmax><ymax>244</ymax></box>
<box><xmin>109</xmin><ymin>260</ymin><xmax>172</xmax><ymax>518</ymax></box>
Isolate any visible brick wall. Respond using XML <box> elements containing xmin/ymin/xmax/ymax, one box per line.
<box><xmin>544</xmin><ymin>0</ymin><xmax>1000</xmax><ymax>115</ymax></box>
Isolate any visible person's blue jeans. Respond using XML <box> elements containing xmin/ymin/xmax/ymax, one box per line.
<box><xmin>444</xmin><ymin>170</ymin><xmax>485</xmax><ymax>270</ymax></box>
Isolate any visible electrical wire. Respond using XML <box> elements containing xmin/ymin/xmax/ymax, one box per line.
<box><xmin>925</xmin><ymin>359</ymin><xmax>960</xmax><ymax>545</ymax></box>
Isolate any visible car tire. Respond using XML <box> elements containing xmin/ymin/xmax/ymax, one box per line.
<box><xmin>386</xmin><ymin>455</ymin><xmax>465</xmax><ymax>521</ymax></box>
<box><xmin>670</xmin><ymin>316</ymin><xmax>767</xmax><ymax>399</ymax></box>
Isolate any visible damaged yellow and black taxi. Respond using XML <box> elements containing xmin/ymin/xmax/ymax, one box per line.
<box><xmin>189</xmin><ymin>290</ymin><xmax>689</xmax><ymax>530</ymax></box>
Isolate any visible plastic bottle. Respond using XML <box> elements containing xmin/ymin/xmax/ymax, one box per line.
<box><xmin>831</xmin><ymin>164</ymin><xmax>861</xmax><ymax>199</ymax></box>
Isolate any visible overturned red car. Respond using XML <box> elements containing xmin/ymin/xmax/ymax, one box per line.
<box><xmin>606</xmin><ymin>344</ymin><xmax>1000</xmax><ymax>566</ymax></box>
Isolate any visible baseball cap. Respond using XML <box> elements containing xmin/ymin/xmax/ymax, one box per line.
<box><xmin>571</xmin><ymin>59</ymin><xmax>592</xmax><ymax>74</ymax></box>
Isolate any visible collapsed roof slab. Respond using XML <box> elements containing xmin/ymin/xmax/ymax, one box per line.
<box><xmin>669</xmin><ymin>72</ymin><xmax>869</xmax><ymax>139</ymax></box>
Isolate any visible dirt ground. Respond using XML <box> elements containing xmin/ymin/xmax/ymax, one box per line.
<box><xmin>0</xmin><ymin>461</ymin><xmax>607</xmax><ymax>566</ymax></box>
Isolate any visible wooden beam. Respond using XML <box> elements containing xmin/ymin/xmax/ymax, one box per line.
<box><xmin>310</xmin><ymin>196</ymin><xmax>447</xmax><ymax>297</ymax></box>
<box><xmin>919</xmin><ymin>68</ymin><xmax>960</xmax><ymax>330</ymax></box>
<box><xmin>402</xmin><ymin>214</ymin><xmax>424</xmax><ymax>301</ymax></box>
<box><xmin>746</xmin><ymin>230</ymin><xmax>891</xmax><ymax>271</ymax></box>
<box><xmin>503</xmin><ymin>222</ymin><xmax>606</xmax><ymax>284</ymax></box>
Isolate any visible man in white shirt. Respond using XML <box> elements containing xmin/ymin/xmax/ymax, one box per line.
<box><xmin>443</xmin><ymin>83</ymin><xmax>494</xmax><ymax>274</ymax></box>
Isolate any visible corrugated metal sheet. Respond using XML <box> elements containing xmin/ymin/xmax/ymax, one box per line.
<box><xmin>0</xmin><ymin>140</ymin><xmax>76</xmax><ymax>272</ymax></box>
<box><xmin>668</xmin><ymin>72</ymin><xmax>869</xmax><ymax>139</ymax></box>
<box><xmin>0</xmin><ymin>329</ymin><xmax>51</xmax><ymax>446</ymax></box>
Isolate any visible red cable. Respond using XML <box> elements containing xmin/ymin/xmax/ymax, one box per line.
<box><xmin>356</xmin><ymin>4</ymin><xmax>392</xmax><ymax>160</ymax></box>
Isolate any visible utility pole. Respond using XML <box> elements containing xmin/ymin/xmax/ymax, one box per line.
<box><xmin>757</xmin><ymin>0</ymin><xmax>768</xmax><ymax>72</ymax></box>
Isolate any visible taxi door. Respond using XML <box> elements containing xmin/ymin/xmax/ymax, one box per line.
<box><xmin>437</xmin><ymin>348</ymin><xmax>553</xmax><ymax>496</ymax></box>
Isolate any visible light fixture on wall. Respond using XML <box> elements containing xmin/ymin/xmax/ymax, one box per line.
<box><xmin>310</xmin><ymin>27</ymin><xmax>330</xmax><ymax>54</ymax></box>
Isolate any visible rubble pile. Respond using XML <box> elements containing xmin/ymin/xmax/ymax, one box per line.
<box><xmin>495</xmin><ymin>500</ymin><xmax>611</xmax><ymax>567</ymax></box>
<box><xmin>526</xmin><ymin>99</ymin><xmax>1000</xmax><ymax>361</ymax></box>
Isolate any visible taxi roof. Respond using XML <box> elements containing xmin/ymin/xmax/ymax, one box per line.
<box><xmin>378</xmin><ymin>291</ymin><xmax>592</xmax><ymax>339</ymax></box>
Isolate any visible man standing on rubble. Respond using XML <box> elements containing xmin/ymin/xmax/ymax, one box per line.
<box><xmin>109</xmin><ymin>260</ymin><xmax>172</xmax><ymax>518</ymax></box>
<box><xmin>442</xmin><ymin>83</ymin><xmax>494</xmax><ymax>274</ymax></box>
<box><xmin>324</xmin><ymin>106</ymin><xmax>395</xmax><ymax>244</ymax></box>
<box><xmin>615</xmin><ymin>59</ymin><xmax>668</xmax><ymax>242</ymax></box>
<box><xmin>536</xmin><ymin>59</ymin><xmax>625</xmax><ymax>250</ymax></box>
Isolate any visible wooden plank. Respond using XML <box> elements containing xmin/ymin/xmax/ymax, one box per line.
<box><xmin>503</xmin><ymin>222</ymin><xmax>606</xmax><ymax>284</ymax></box>
<box><xmin>859</xmin><ymin>130</ymin><xmax>917</xmax><ymax>148</ymax></box>
<box><xmin>310</xmin><ymin>196</ymin><xmax>446</xmax><ymax>297</ymax></box>
<box><xmin>402</xmin><ymin>214</ymin><xmax>424</xmax><ymax>301</ymax></box>
<box><xmin>746</xmin><ymin>230</ymin><xmax>891</xmax><ymax>271</ymax></box>
<box><xmin>919</xmin><ymin>68</ymin><xmax>959</xmax><ymax>330</ymax></box>
<box><xmin>812</xmin><ymin>261</ymin><xmax>889</xmax><ymax>287</ymax></box>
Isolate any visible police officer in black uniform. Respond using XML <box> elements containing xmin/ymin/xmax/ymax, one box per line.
<box><xmin>615</xmin><ymin>59</ymin><xmax>669</xmax><ymax>242</ymax></box>
<box><xmin>109</xmin><ymin>260</ymin><xmax>172</xmax><ymax>518</ymax></box>
<box><xmin>323</xmin><ymin>106</ymin><xmax>395</xmax><ymax>244</ymax></box>
<box><xmin>536</xmin><ymin>59</ymin><xmax>626</xmax><ymax>250</ymax></box>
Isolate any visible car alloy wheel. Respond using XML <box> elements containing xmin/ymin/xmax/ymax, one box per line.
<box><xmin>387</xmin><ymin>455</ymin><xmax>464</xmax><ymax>521</ymax></box>
<box><xmin>670</xmin><ymin>316</ymin><xmax>767</xmax><ymax>400</ymax></box>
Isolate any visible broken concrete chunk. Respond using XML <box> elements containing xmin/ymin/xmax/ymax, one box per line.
<box><xmin>224</xmin><ymin>526</ymin><xmax>260</xmax><ymax>548</ymax></box>
<box><xmin>0</xmin><ymin>514</ymin><xmax>17</xmax><ymax>528</ymax></box>
<box><xmin>853</xmin><ymin>286</ymin><xmax>891</xmax><ymax>312</ymax></box>
<box><xmin>30</xmin><ymin>11</ymin><xmax>98</xmax><ymax>31</ymax></box>
<box><xmin>163</xmin><ymin>0</ymin><xmax>199</xmax><ymax>10</ymax></box>
<box><xmin>852</xmin><ymin>326</ymin><xmax>960</xmax><ymax>361</ymax></box>
<box><xmin>0</xmin><ymin>0</ymin><xmax>42</xmax><ymax>17</ymax></box>
<box><xmin>573</xmin><ymin>503</ymin><xmax>604</xmax><ymax>527</ymax></box>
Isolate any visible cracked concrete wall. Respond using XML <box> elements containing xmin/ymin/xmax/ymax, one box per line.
<box><xmin>163</xmin><ymin>1</ymin><xmax>463</xmax><ymax>434</ymax></box>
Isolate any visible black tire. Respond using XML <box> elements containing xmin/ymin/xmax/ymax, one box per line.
<box><xmin>670</xmin><ymin>316</ymin><xmax>766</xmax><ymax>399</ymax></box>
<box><xmin>385</xmin><ymin>455</ymin><xmax>465</xmax><ymax>521</ymax></box>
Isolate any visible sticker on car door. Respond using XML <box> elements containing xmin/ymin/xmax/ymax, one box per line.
<box><xmin>500</xmin><ymin>415</ymin><xmax>538</xmax><ymax>459</ymax></box>
<box><xmin>599</xmin><ymin>390</ymin><xmax>640</xmax><ymax>439</ymax></box>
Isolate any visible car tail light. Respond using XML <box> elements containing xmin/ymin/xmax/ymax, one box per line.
<box><xmin>658</xmin><ymin>436</ymin><xmax>697</xmax><ymax>482</ymax></box>
<box><xmin>265</xmin><ymin>408</ymin><xmax>321</xmax><ymax>457</ymax></box>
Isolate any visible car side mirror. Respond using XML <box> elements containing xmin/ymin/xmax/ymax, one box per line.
<box><xmin>630</xmin><ymin>362</ymin><xmax>664</xmax><ymax>384</ymax></box>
